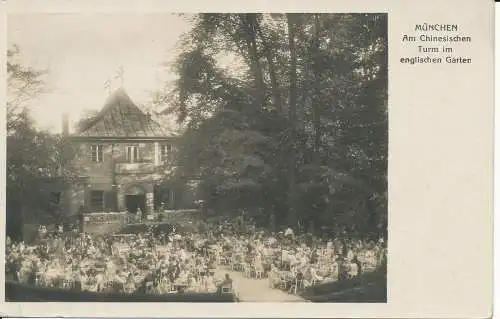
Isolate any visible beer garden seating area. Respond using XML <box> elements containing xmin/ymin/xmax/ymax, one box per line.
<box><xmin>5</xmin><ymin>213</ymin><xmax>387</xmax><ymax>300</ymax></box>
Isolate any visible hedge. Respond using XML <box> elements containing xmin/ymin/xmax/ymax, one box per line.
<box><xmin>300</xmin><ymin>266</ymin><xmax>387</xmax><ymax>302</ymax></box>
<box><xmin>5</xmin><ymin>281</ymin><xmax>237</xmax><ymax>302</ymax></box>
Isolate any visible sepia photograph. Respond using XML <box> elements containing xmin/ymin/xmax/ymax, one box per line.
<box><xmin>5</xmin><ymin>13</ymin><xmax>388</xmax><ymax>303</ymax></box>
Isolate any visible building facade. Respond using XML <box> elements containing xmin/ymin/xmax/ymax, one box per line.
<box><xmin>59</xmin><ymin>88</ymin><xmax>196</xmax><ymax>216</ymax></box>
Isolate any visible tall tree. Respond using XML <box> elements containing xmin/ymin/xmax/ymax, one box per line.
<box><xmin>160</xmin><ymin>13</ymin><xmax>388</xmax><ymax>235</ymax></box>
<box><xmin>7</xmin><ymin>45</ymin><xmax>49</xmax><ymax>133</ymax></box>
<box><xmin>311</xmin><ymin>14</ymin><xmax>322</xmax><ymax>164</ymax></box>
<box><xmin>286</xmin><ymin>13</ymin><xmax>299</xmax><ymax>226</ymax></box>
<box><xmin>239</xmin><ymin>13</ymin><xmax>266</xmax><ymax>110</ymax></box>
<box><xmin>6</xmin><ymin>45</ymin><xmax>73</xmax><ymax>240</ymax></box>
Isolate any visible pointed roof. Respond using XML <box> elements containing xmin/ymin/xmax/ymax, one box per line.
<box><xmin>74</xmin><ymin>88</ymin><xmax>169</xmax><ymax>138</ymax></box>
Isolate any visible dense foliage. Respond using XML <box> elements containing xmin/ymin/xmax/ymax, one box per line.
<box><xmin>7</xmin><ymin>46</ymin><xmax>74</xmax><ymax>240</ymax></box>
<box><xmin>6</xmin><ymin>14</ymin><xmax>388</xmax><ymax>240</ymax></box>
<box><xmin>157</xmin><ymin>13</ymin><xmax>388</xmax><ymax>238</ymax></box>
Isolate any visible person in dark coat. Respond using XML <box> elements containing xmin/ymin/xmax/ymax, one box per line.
<box><xmin>337</xmin><ymin>257</ymin><xmax>346</xmax><ymax>281</ymax></box>
<box><xmin>217</xmin><ymin>273</ymin><xmax>234</xmax><ymax>294</ymax></box>
<box><xmin>77</xmin><ymin>205</ymin><xmax>86</xmax><ymax>233</ymax></box>
<box><xmin>353</xmin><ymin>255</ymin><xmax>363</xmax><ymax>277</ymax></box>
<box><xmin>310</xmin><ymin>248</ymin><xmax>318</xmax><ymax>264</ymax></box>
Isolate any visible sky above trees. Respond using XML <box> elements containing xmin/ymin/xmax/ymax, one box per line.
<box><xmin>7</xmin><ymin>13</ymin><xmax>193</xmax><ymax>133</ymax></box>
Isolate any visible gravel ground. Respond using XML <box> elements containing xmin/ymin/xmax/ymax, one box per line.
<box><xmin>214</xmin><ymin>266</ymin><xmax>305</xmax><ymax>302</ymax></box>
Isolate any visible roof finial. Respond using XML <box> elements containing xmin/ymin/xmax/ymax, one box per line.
<box><xmin>104</xmin><ymin>78</ymin><xmax>111</xmax><ymax>95</ymax></box>
<box><xmin>115</xmin><ymin>65</ymin><xmax>125</xmax><ymax>87</ymax></box>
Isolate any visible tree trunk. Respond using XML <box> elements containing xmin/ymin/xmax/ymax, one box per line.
<box><xmin>255</xmin><ymin>23</ymin><xmax>284</xmax><ymax>114</ymax></box>
<box><xmin>312</xmin><ymin>14</ymin><xmax>322</xmax><ymax>165</ymax></box>
<box><xmin>240</xmin><ymin>14</ymin><xmax>266</xmax><ymax>110</ymax></box>
<box><xmin>286</xmin><ymin>14</ymin><xmax>298</xmax><ymax>226</ymax></box>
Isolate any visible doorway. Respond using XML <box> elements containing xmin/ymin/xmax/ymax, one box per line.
<box><xmin>125</xmin><ymin>185</ymin><xmax>146</xmax><ymax>214</ymax></box>
<box><xmin>125</xmin><ymin>195</ymin><xmax>146</xmax><ymax>214</ymax></box>
<box><xmin>154</xmin><ymin>184</ymin><xmax>174</xmax><ymax>210</ymax></box>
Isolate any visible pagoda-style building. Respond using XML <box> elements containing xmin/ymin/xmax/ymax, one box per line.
<box><xmin>55</xmin><ymin>88</ymin><xmax>196</xmax><ymax>219</ymax></box>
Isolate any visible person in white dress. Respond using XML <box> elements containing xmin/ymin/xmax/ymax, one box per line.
<box><xmin>310</xmin><ymin>266</ymin><xmax>324</xmax><ymax>284</ymax></box>
<box><xmin>347</xmin><ymin>248</ymin><xmax>355</xmax><ymax>262</ymax></box>
<box><xmin>331</xmin><ymin>258</ymin><xmax>340</xmax><ymax>281</ymax></box>
<box><xmin>136</xmin><ymin>208</ymin><xmax>142</xmax><ymax>223</ymax></box>
<box><xmin>348</xmin><ymin>259</ymin><xmax>359</xmax><ymax>278</ymax></box>
<box><xmin>284</xmin><ymin>228</ymin><xmax>294</xmax><ymax>237</ymax></box>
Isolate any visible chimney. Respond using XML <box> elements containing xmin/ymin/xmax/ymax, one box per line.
<box><xmin>62</xmin><ymin>113</ymin><xmax>69</xmax><ymax>136</ymax></box>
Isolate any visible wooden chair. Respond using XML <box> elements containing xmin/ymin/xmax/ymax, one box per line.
<box><xmin>219</xmin><ymin>253</ymin><xmax>230</xmax><ymax>265</ymax></box>
<box><xmin>134</xmin><ymin>274</ymin><xmax>143</xmax><ymax>284</ymax></box>
<box><xmin>84</xmin><ymin>277</ymin><xmax>98</xmax><ymax>292</ymax></box>
<box><xmin>167</xmin><ymin>282</ymin><xmax>178</xmax><ymax>293</ymax></box>
<box><xmin>221</xmin><ymin>283</ymin><xmax>233</xmax><ymax>294</ymax></box>
<box><xmin>35</xmin><ymin>273</ymin><xmax>44</xmax><ymax>287</ymax></box>
<box><xmin>243</xmin><ymin>263</ymin><xmax>252</xmax><ymax>277</ymax></box>
<box><xmin>62</xmin><ymin>279</ymin><xmax>75</xmax><ymax>290</ymax></box>
<box><xmin>102</xmin><ymin>281</ymin><xmax>113</xmax><ymax>291</ymax></box>
<box><xmin>231</xmin><ymin>257</ymin><xmax>242</xmax><ymax>271</ymax></box>
<box><xmin>347</xmin><ymin>263</ymin><xmax>358</xmax><ymax>279</ymax></box>
<box><xmin>274</xmin><ymin>271</ymin><xmax>288</xmax><ymax>290</ymax></box>
<box><xmin>113</xmin><ymin>281</ymin><xmax>124</xmax><ymax>293</ymax></box>
<box><xmin>254</xmin><ymin>263</ymin><xmax>264</xmax><ymax>279</ymax></box>
<box><xmin>268</xmin><ymin>269</ymin><xmax>276</xmax><ymax>288</ymax></box>
<box><xmin>219</xmin><ymin>256</ymin><xmax>228</xmax><ymax>265</ymax></box>
<box><xmin>208</xmin><ymin>268</ymin><xmax>216</xmax><ymax>277</ymax></box>
<box><xmin>145</xmin><ymin>281</ymin><xmax>154</xmax><ymax>293</ymax></box>
<box><xmin>289</xmin><ymin>277</ymin><xmax>304</xmax><ymax>295</ymax></box>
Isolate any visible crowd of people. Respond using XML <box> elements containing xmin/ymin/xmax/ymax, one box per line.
<box><xmin>5</xmin><ymin>215</ymin><xmax>387</xmax><ymax>298</ymax></box>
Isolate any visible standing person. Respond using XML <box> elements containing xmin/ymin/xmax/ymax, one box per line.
<box><xmin>308</xmin><ymin>220</ymin><xmax>314</xmax><ymax>236</ymax></box>
<box><xmin>136</xmin><ymin>208</ymin><xmax>142</xmax><ymax>224</ymax></box>
<box><xmin>239</xmin><ymin>210</ymin><xmax>245</xmax><ymax>232</ymax></box>
<box><xmin>337</xmin><ymin>256</ymin><xmax>346</xmax><ymax>281</ymax></box>
<box><xmin>53</xmin><ymin>207</ymin><xmax>63</xmax><ymax>235</ymax></box>
<box><xmin>354</xmin><ymin>255</ymin><xmax>362</xmax><ymax>277</ymax></box>
<box><xmin>270</xmin><ymin>213</ymin><xmax>276</xmax><ymax>233</ymax></box>
<box><xmin>77</xmin><ymin>205</ymin><xmax>86</xmax><ymax>233</ymax></box>
<box><xmin>341</xmin><ymin>236</ymin><xmax>348</xmax><ymax>258</ymax></box>
<box><xmin>199</xmin><ymin>200</ymin><xmax>207</xmax><ymax>216</ymax></box>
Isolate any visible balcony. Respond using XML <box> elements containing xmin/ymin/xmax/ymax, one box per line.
<box><xmin>114</xmin><ymin>162</ymin><xmax>156</xmax><ymax>174</ymax></box>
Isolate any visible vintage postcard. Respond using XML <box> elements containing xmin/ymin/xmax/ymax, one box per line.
<box><xmin>0</xmin><ymin>0</ymin><xmax>494</xmax><ymax>318</ymax></box>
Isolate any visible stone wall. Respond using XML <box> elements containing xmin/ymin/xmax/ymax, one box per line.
<box><xmin>115</xmin><ymin>177</ymin><xmax>155</xmax><ymax>213</ymax></box>
<box><xmin>70</xmin><ymin>143</ymin><xmax>114</xmax><ymax>184</ymax></box>
<box><xmin>69</xmin><ymin>141</ymin><xmax>159</xmax><ymax>183</ymax></box>
<box><xmin>112</xmin><ymin>142</ymin><xmax>156</xmax><ymax>164</ymax></box>
<box><xmin>68</xmin><ymin>141</ymin><xmax>161</xmax><ymax>213</ymax></box>
<box><xmin>66</xmin><ymin>181</ymin><xmax>86</xmax><ymax>215</ymax></box>
<box><xmin>63</xmin><ymin>139</ymin><xmax>198</xmax><ymax>213</ymax></box>
<box><xmin>84</xmin><ymin>212</ymin><xmax>129</xmax><ymax>224</ymax></box>
<box><xmin>178</xmin><ymin>180</ymin><xmax>200</xmax><ymax>209</ymax></box>
<box><xmin>28</xmin><ymin>177</ymin><xmax>88</xmax><ymax>218</ymax></box>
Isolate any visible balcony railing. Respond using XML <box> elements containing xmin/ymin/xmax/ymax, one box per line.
<box><xmin>114</xmin><ymin>162</ymin><xmax>156</xmax><ymax>174</ymax></box>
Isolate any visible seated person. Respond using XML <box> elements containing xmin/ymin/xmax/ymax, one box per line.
<box><xmin>348</xmin><ymin>261</ymin><xmax>359</xmax><ymax>278</ymax></box>
<box><xmin>310</xmin><ymin>267</ymin><xmax>324</xmax><ymax>283</ymax></box>
<box><xmin>207</xmin><ymin>259</ymin><xmax>216</xmax><ymax>270</ymax></box>
<box><xmin>330</xmin><ymin>260</ymin><xmax>340</xmax><ymax>281</ymax></box>
<box><xmin>124</xmin><ymin>273</ymin><xmax>136</xmax><ymax>293</ymax></box>
<box><xmin>217</xmin><ymin>273</ymin><xmax>234</xmax><ymax>294</ymax></box>
<box><xmin>187</xmin><ymin>275</ymin><xmax>199</xmax><ymax>292</ymax></box>
<box><xmin>204</xmin><ymin>275</ymin><xmax>217</xmax><ymax>292</ymax></box>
